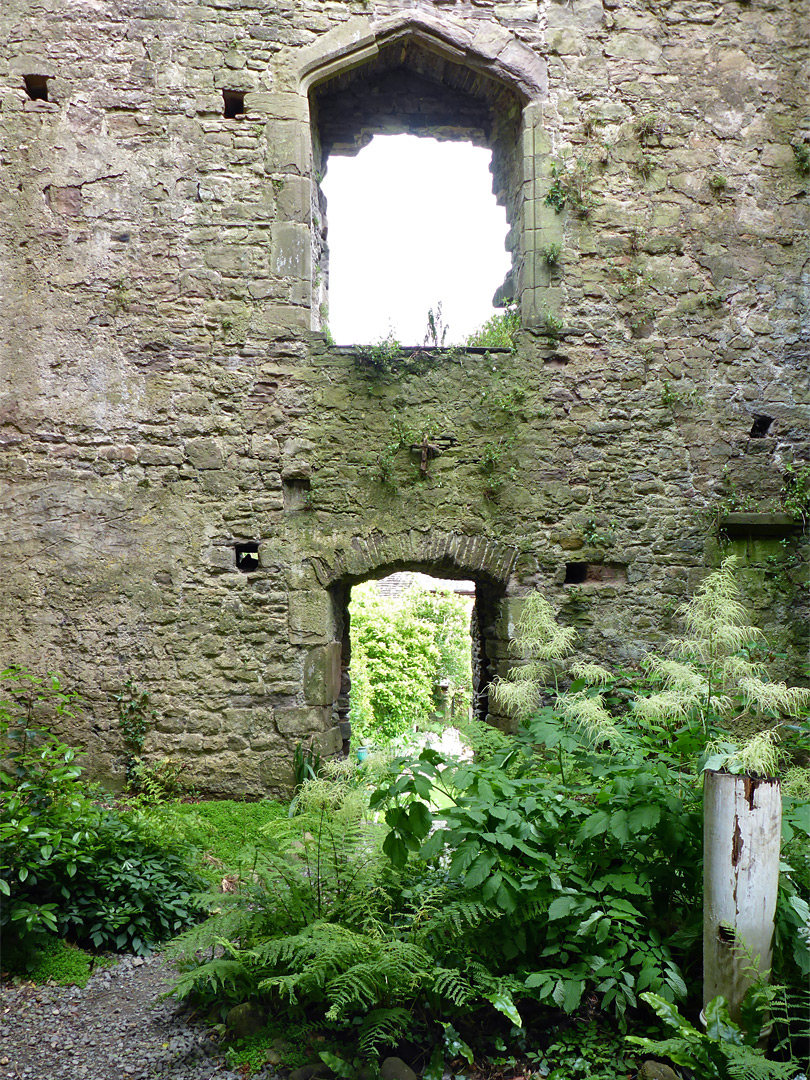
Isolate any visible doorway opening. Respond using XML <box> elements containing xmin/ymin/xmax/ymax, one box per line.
<box><xmin>333</xmin><ymin>569</ymin><xmax>504</xmax><ymax>754</ymax></box>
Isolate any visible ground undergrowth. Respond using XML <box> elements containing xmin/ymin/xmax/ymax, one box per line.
<box><xmin>2</xmin><ymin>561</ymin><xmax>810</xmax><ymax>1080</ymax></box>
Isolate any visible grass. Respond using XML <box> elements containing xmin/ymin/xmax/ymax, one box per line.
<box><xmin>164</xmin><ymin>798</ymin><xmax>289</xmax><ymax>877</ymax></box>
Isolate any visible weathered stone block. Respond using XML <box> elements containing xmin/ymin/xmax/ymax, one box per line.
<box><xmin>264</xmin><ymin>120</ymin><xmax>311</xmax><ymax>175</ymax></box>
<box><xmin>275</xmin><ymin>705</ymin><xmax>330</xmax><ymax>736</ymax></box>
<box><xmin>303</xmin><ymin>642</ymin><xmax>342</xmax><ymax>705</ymax></box>
<box><xmin>185</xmin><ymin>437</ymin><xmax>223</xmax><ymax>470</ymax></box>
<box><xmin>312</xmin><ymin>725</ymin><xmax>343</xmax><ymax>757</ymax></box>
<box><xmin>288</xmin><ymin>590</ymin><xmax>334</xmax><ymax>643</ymax></box>
<box><xmin>271</xmin><ymin>223</ymin><xmax>311</xmax><ymax>280</ymax></box>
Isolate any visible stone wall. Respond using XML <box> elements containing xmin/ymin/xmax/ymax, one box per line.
<box><xmin>1</xmin><ymin>0</ymin><xmax>808</xmax><ymax>795</ymax></box>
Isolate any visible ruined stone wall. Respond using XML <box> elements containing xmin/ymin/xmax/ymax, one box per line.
<box><xmin>0</xmin><ymin>0</ymin><xmax>808</xmax><ymax>795</ymax></box>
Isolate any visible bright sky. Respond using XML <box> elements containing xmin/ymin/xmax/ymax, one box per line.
<box><xmin>321</xmin><ymin>134</ymin><xmax>512</xmax><ymax>346</ymax></box>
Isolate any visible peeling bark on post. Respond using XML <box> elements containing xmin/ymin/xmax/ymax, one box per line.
<box><xmin>703</xmin><ymin>770</ymin><xmax>782</xmax><ymax>1022</ymax></box>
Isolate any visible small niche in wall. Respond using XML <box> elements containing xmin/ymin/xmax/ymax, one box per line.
<box><xmin>223</xmin><ymin>90</ymin><xmax>246</xmax><ymax>119</ymax></box>
<box><xmin>749</xmin><ymin>415</ymin><xmax>773</xmax><ymax>439</ymax></box>
<box><xmin>24</xmin><ymin>75</ymin><xmax>49</xmax><ymax>101</ymax></box>
<box><xmin>564</xmin><ymin>563</ymin><xmax>628</xmax><ymax>585</ymax></box>
<box><xmin>235</xmin><ymin>541</ymin><xmax>259</xmax><ymax>572</ymax></box>
<box><xmin>283</xmin><ymin>478</ymin><xmax>311</xmax><ymax>512</ymax></box>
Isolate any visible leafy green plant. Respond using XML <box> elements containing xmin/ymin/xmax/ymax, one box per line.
<box><xmin>530</xmin><ymin>1021</ymin><xmax>640</xmax><ymax>1080</ymax></box>
<box><xmin>628</xmin><ymin>992</ymin><xmax>798</xmax><ymax>1079</ymax></box>
<box><xmin>544</xmin><ymin>157</ymin><xmax>594</xmax><ymax>216</ymax></box>
<box><xmin>709</xmin><ymin>173</ymin><xmax>729</xmax><ymax>192</ymax></box>
<box><xmin>781</xmin><ymin>462</ymin><xmax>810</xmax><ymax>526</ymax></box>
<box><xmin>582</xmin><ymin>519</ymin><xmax>614</xmax><ymax>547</ymax></box>
<box><xmin>24</xmin><ymin>934</ymin><xmax>95</xmax><ymax>987</ymax></box>
<box><xmin>161</xmin><ymin>798</ymin><xmax>289</xmax><ymax>880</ymax></box>
<box><xmin>540</xmin><ymin>306</ymin><xmax>565</xmax><ymax>337</ymax></box>
<box><xmin>661</xmin><ymin>379</ymin><xmax>702</xmax><ymax>408</ymax></box>
<box><xmin>0</xmin><ymin>667</ymin><xmax>203</xmax><ymax>963</ymax></box>
<box><xmin>634</xmin><ymin>112</ymin><xmax>664</xmax><ymax>144</ymax></box>
<box><xmin>293</xmin><ymin>741</ymin><xmax>323</xmax><ymax>793</ymax></box>
<box><xmin>792</xmin><ymin>141</ymin><xmax>810</xmax><ymax>176</ymax></box>
<box><xmin>355</xmin><ymin>333</ymin><xmax>403</xmax><ymax>375</ymax></box>
<box><xmin>542</xmin><ymin>242</ymin><xmax>562</xmax><ymax>266</ymax></box>
<box><xmin>636</xmin><ymin>152</ymin><xmax>655</xmax><ymax>181</ymax></box>
<box><xmin>116</xmin><ymin>678</ymin><xmax>156</xmax><ymax>787</ymax></box>
<box><xmin>424</xmin><ymin>302</ymin><xmax>449</xmax><ymax>347</ymax></box>
<box><xmin>130</xmin><ymin>755</ymin><xmax>191</xmax><ymax>801</ymax></box>
<box><xmin>466</xmin><ymin>305</ymin><xmax>520</xmax><ymax>349</ymax></box>
<box><xmin>348</xmin><ymin>582</ymin><xmax>472</xmax><ymax>745</ymax></box>
<box><xmin>372</xmin><ymin>716</ymin><xmax>699</xmax><ymax>1027</ymax></box>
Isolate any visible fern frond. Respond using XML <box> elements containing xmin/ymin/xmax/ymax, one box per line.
<box><xmin>165</xmin><ymin>901</ymin><xmax>252</xmax><ymax>961</ymax></box>
<box><xmin>323</xmin><ymin>939</ymin><xmax>432</xmax><ymax>1020</ymax></box>
<box><xmin>171</xmin><ymin>957</ymin><xmax>254</xmax><ymax>1001</ymax></box>
<box><xmin>723</xmin><ymin>1043</ymin><xmax>797</xmax><ymax>1080</ymax></box>
<box><xmin>431</xmin><ymin>966</ymin><xmax>476</xmax><ymax>1006</ymax></box>
<box><xmin>456</xmin><ymin>719</ymin><xmax>513</xmax><ymax>762</ymax></box>
<box><xmin>358</xmin><ymin>1008</ymin><xmax>414</xmax><ymax>1057</ymax></box>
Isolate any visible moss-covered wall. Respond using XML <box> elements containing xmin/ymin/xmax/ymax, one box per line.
<box><xmin>0</xmin><ymin>0</ymin><xmax>807</xmax><ymax>794</ymax></box>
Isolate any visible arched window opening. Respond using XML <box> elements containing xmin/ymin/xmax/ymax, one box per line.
<box><xmin>332</xmin><ymin>569</ymin><xmax>504</xmax><ymax>754</ymax></box>
<box><xmin>309</xmin><ymin>38</ymin><xmax>525</xmax><ymax>344</ymax></box>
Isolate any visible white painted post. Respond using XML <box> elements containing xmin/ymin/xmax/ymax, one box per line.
<box><xmin>703</xmin><ymin>770</ymin><xmax>782</xmax><ymax>1023</ymax></box>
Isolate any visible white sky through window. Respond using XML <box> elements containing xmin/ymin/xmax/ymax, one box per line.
<box><xmin>320</xmin><ymin>134</ymin><xmax>511</xmax><ymax>347</ymax></box>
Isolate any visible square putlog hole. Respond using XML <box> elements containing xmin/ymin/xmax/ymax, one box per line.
<box><xmin>223</xmin><ymin>90</ymin><xmax>246</xmax><ymax>118</ymax></box>
<box><xmin>24</xmin><ymin>75</ymin><xmax>49</xmax><ymax>101</ymax></box>
<box><xmin>283</xmin><ymin>478</ymin><xmax>311</xmax><ymax>512</ymax></box>
<box><xmin>235</xmin><ymin>541</ymin><xmax>259</xmax><ymax>572</ymax></box>
<box><xmin>565</xmin><ymin>563</ymin><xmax>628</xmax><ymax>585</ymax></box>
<box><xmin>749</xmin><ymin>415</ymin><xmax>773</xmax><ymax>439</ymax></box>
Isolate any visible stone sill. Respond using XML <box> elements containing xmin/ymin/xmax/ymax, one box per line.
<box><xmin>719</xmin><ymin>513</ymin><xmax>799</xmax><ymax>537</ymax></box>
<box><xmin>331</xmin><ymin>345</ymin><xmax>513</xmax><ymax>355</ymax></box>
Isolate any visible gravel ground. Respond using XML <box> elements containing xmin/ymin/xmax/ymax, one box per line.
<box><xmin>0</xmin><ymin>953</ymin><xmax>277</xmax><ymax>1080</ymax></box>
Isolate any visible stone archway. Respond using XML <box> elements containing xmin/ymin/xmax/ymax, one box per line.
<box><xmin>274</xmin><ymin>12</ymin><xmax>548</xmax><ymax>101</ymax></box>
<box><xmin>295</xmin><ymin>530</ymin><xmax>520</xmax><ymax>750</ymax></box>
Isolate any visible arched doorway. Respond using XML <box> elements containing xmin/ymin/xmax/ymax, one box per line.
<box><xmin>308</xmin><ymin>529</ymin><xmax>520</xmax><ymax>752</ymax></box>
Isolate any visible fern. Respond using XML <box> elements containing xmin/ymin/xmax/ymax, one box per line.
<box><xmin>723</xmin><ymin>1045</ymin><xmax>797</xmax><ymax>1080</ymax></box>
<box><xmin>172</xmin><ymin>956</ymin><xmax>255</xmax><ymax>1002</ymax></box>
<box><xmin>430</xmin><ymin>966</ymin><xmax>475</xmax><ymax>1007</ymax></box>
<box><xmin>250</xmin><ymin>923</ymin><xmax>434</xmax><ymax>1023</ymax></box>
<box><xmin>414</xmin><ymin>898</ymin><xmax>493</xmax><ymax>948</ymax></box>
<box><xmin>357</xmin><ymin>1008</ymin><xmax>414</xmax><ymax>1057</ymax></box>
<box><xmin>165</xmin><ymin>897</ymin><xmax>253</xmax><ymax>961</ymax></box>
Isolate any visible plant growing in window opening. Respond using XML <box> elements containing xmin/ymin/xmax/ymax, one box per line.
<box><xmin>423</xmin><ymin>303</ymin><xmax>449</xmax><ymax>348</ymax></box>
<box><xmin>465</xmin><ymin>305</ymin><xmax>520</xmax><ymax>349</ymax></box>
<box><xmin>355</xmin><ymin>333</ymin><xmax>404</xmax><ymax>376</ymax></box>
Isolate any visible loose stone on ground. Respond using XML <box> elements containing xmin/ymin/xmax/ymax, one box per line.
<box><xmin>0</xmin><ymin>954</ymin><xmax>276</xmax><ymax>1080</ymax></box>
